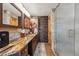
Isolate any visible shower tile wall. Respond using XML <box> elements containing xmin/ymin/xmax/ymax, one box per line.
<box><xmin>54</xmin><ymin>4</ymin><xmax>75</xmax><ymax>56</ymax></box>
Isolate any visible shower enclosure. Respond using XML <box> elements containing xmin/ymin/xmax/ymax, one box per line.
<box><xmin>52</xmin><ymin>3</ymin><xmax>79</xmax><ymax>56</ymax></box>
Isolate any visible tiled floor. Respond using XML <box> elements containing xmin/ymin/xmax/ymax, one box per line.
<box><xmin>34</xmin><ymin>43</ymin><xmax>47</xmax><ymax>56</ymax></box>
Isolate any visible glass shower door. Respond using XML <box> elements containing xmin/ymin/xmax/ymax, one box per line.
<box><xmin>54</xmin><ymin>4</ymin><xmax>75</xmax><ymax>56</ymax></box>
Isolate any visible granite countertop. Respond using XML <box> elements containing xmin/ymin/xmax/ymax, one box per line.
<box><xmin>0</xmin><ymin>34</ymin><xmax>37</xmax><ymax>56</ymax></box>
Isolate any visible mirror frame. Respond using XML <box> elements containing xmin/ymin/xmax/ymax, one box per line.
<box><xmin>0</xmin><ymin>3</ymin><xmax>23</xmax><ymax>28</ymax></box>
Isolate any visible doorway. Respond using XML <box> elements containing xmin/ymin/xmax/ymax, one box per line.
<box><xmin>38</xmin><ymin>16</ymin><xmax>48</xmax><ymax>42</ymax></box>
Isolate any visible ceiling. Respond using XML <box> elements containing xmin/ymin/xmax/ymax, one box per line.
<box><xmin>22</xmin><ymin>3</ymin><xmax>58</xmax><ymax>16</ymax></box>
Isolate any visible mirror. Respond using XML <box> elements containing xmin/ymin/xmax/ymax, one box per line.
<box><xmin>3</xmin><ymin>3</ymin><xmax>21</xmax><ymax>26</ymax></box>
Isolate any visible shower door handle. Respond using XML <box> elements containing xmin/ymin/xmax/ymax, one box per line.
<box><xmin>68</xmin><ymin>29</ymin><xmax>74</xmax><ymax>38</ymax></box>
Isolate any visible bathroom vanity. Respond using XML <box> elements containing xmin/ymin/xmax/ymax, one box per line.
<box><xmin>0</xmin><ymin>33</ymin><xmax>38</xmax><ymax>56</ymax></box>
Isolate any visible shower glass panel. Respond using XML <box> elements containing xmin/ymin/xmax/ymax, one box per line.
<box><xmin>54</xmin><ymin>4</ymin><xmax>75</xmax><ymax>56</ymax></box>
<box><xmin>75</xmin><ymin>4</ymin><xmax>79</xmax><ymax>56</ymax></box>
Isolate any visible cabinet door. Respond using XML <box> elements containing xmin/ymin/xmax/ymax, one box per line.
<box><xmin>28</xmin><ymin>35</ymin><xmax>38</xmax><ymax>56</ymax></box>
<box><xmin>32</xmin><ymin>36</ymin><xmax>38</xmax><ymax>54</ymax></box>
<box><xmin>20</xmin><ymin>45</ymin><xmax>28</xmax><ymax>56</ymax></box>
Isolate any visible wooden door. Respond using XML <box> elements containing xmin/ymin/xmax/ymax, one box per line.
<box><xmin>38</xmin><ymin>16</ymin><xmax>48</xmax><ymax>42</ymax></box>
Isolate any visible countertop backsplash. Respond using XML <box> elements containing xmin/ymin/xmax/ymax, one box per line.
<box><xmin>9</xmin><ymin>32</ymin><xmax>20</xmax><ymax>41</ymax></box>
<box><xmin>0</xmin><ymin>27</ymin><xmax>20</xmax><ymax>42</ymax></box>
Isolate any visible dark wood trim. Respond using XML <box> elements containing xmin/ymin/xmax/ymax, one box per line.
<box><xmin>0</xmin><ymin>3</ymin><xmax>3</xmax><ymax>25</ymax></box>
<box><xmin>0</xmin><ymin>24</ymin><xmax>21</xmax><ymax>28</ymax></box>
<box><xmin>21</xmin><ymin>13</ymin><xmax>24</xmax><ymax>29</ymax></box>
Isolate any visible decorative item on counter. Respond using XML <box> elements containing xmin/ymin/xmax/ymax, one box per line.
<box><xmin>34</xmin><ymin>28</ymin><xmax>38</xmax><ymax>34</ymax></box>
<box><xmin>25</xmin><ymin>29</ymin><xmax>30</xmax><ymax>35</ymax></box>
<box><xmin>20</xmin><ymin>29</ymin><xmax>26</xmax><ymax>37</ymax></box>
<box><xmin>30</xmin><ymin>18</ymin><xmax>38</xmax><ymax>34</ymax></box>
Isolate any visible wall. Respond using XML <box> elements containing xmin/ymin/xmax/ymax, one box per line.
<box><xmin>0</xmin><ymin>27</ymin><xmax>20</xmax><ymax>42</ymax></box>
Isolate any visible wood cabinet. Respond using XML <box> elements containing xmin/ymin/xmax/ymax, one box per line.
<box><xmin>28</xmin><ymin>35</ymin><xmax>38</xmax><ymax>56</ymax></box>
<box><xmin>10</xmin><ymin>45</ymin><xmax>28</xmax><ymax>56</ymax></box>
<box><xmin>20</xmin><ymin>45</ymin><xmax>28</xmax><ymax>56</ymax></box>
